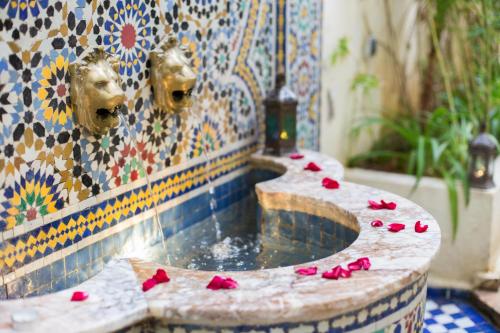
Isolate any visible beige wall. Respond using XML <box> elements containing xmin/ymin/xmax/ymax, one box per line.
<box><xmin>320</xmin><ymin>0</ymin><xmax>425</xmax><ymax>162</ymax></box>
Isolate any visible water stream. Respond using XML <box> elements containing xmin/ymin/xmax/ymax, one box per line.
<box><xmin>118</xmin><ymin>112</ymin><xmax>169</xmax><ymax>264</ymax></box>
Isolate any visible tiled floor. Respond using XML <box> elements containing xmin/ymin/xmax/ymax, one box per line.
<box><xmin>424</xmin><ymin>290</ymin><xmax>498</xmax><ymax>333</ymax></box>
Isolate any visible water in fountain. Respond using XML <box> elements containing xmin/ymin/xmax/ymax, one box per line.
<box><xmin>117</xmin><ymin>112</ymin><xmax>169</xmax><ymax>263</ymax></box>
<box><xmin>187</xmin><ymin>108</ymin><xmax>237</xmax><ymax>267</ymax></box>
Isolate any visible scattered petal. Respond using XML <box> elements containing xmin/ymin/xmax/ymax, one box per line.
<box><xmin>153</xmin><ymin>269</ymin><xmax>170</xmax><ymax>284</ymax></box>
<box><xmin>289</xmin><ymin>153</ymin><xmax>304</xmax><ymax>160</ymax></box>
<box><xmin>414</xmin><ymin>221</ymin><xmax>428</xmax><ymax>233</ymax></box>
<box><xmin>304</xmin><ymin>162</ymin><xmax>322</xmax><ymax>172</ymax></box>
<box><xmin>357</xmin><ymin>257</ymin><xmax>371</xmax><ymax>270</ymax></box>
<box><xmin>142</xmin><ymin>278</ymin><xmax>157</xmax><ymax>292</ymax></box>
<box><xmin>347</xmin><ymin>261</ymin><xmax>362</xmax><ymax>272</ymax></box>
<box><xmin>322</xmin><ymin>265</ymin><xmax>351</xmax><ymax>280</ymax></box>
<box><xmin>388</xmin><ymin>223</ymin><xmax>406</xmax><ymax>232</ymax></box>
<box><xmin>70</xmin><ymin>291</ymin><xmax>88</xmax><ymax>302</ymax></box>
<box><xmin>368</xmin><ymin>199</ymin><xmax>397</xmax><ymax>210</ymax></box>
<box><xmin>295</xmin><ymin>266</ymin><xmax>318</xmax><ymax>276</ymax></box>
<box><xmin>371</xmin><ymin>220</ymin><xmax>384</xmax><ymax>227</ymax></box>
<box><xmin>207</xmin><ymin>276</ymin><xmax>238</xmax><ymax>290</ymax></box>
<box><xmin>322</xmin><ymin>177</ymin><xmax>340</xmax><ymax>189</ymax></box>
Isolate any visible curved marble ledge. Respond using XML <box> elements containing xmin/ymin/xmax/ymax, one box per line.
<box><xmin>0</xmin><ymin>151</ymin><xmax>440</xmax><ymax>332</ymax></box>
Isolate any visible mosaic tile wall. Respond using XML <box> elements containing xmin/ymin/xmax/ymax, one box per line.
<box><xmin>0</xmin><ymin>0</ymin><xmax>322</xmax><ymax>296</ymax></box>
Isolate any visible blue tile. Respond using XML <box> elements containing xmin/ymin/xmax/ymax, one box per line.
<box><xmin>66</xmin><ymin>271</ymin><xmax>78</xmax><ymax>288</ymax></box>
<box><xmin>65</xmin><ymin>252</ymin><xmax>78</xmax><ymax>273</ymax></box>
<box><xmin>90</xmin><ymin>242</ymin><xmax>102</xmax><ymax>262</ymax></box>
<box><xmin>76</xmin><ymin>246</ymin><xmax>91</xmax><ymax>268</ymax></box>
<box><xmin>51</xmin><ymin>277</ymin><xmax>66</xmax><ymax>292</ymax></box>
<box><xmin>101</xmin><ymin>237</ymin><xmax>116</xmax><ymax>257</ymax></box>
<box><xmin>0</xmin><ymin>286</ymin><xmax>6</xmax><ymax>300</ymax></box>
<box><xmin>6</xmin><ymin>278</ymin><xmax>25</xmax><ymax>299</ymax></box>
<box><xmin>36</xmin><ymin>265</ymin><xmax>52</xmax><ymax>287</ymax></box>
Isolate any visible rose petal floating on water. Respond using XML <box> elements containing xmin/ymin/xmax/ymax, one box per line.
<box><xmin>70</xmin><ymin>291</ymin><xmax>88</xmax><ymax>302</ymax></box>
<box><xmin>388</xmin><ymin>223</ymin><xmax>406</xmax><ymax>232</ymax></box>
<box><xmin>295</xmin><ymin>266</ymin><xmax>318</xmax><ymax>276</ymax></box>
<box><xmin>304</xmin><ymin>162</ymin><xmax>322</xmax><ymax>172</ymax></box>
<box><xmin>207</xmin><ymin>276</ymin><xmax>238</xmax><ymax>290</ymax></box>
<box><xmin>153</xmin><ymin>269</ymin><xmax>170</xmax><ymax>284</ymax></box>
<box><xmin>368</xmin><ymin>200</ymin><xmax>397</xmax><ymax>210</ymax></box>
<box><xmin>289</xmin><ymin>153</ymin><xmax>304</xmax><ymax>160</ymax></box>
<box><xmin>142</xmin><ymin>278</ymin><xmax>157</xmax><ymax>292</ymax></box>
<box><xmin>414</xmin><ymin>221</ymin><xmax>429</xmax><ymax>233</ymax></box>
<box><xmin>371</xmin><ymin>220</ymin><xmax>384</xmax><ymax>227</ymax></box>
<box><xmin>322</xmin><ymin>177</ymin><xmax>340</xmax><ymax>189</ymax></box>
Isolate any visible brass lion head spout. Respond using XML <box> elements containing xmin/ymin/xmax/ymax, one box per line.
<box><xmin>69</xmin><ymin>48</ymin><xmax>125</xmax><ymax>135</ymax></box>
<box><xmin>151</xmin><ymin>36</ymin><xmax>197</xmax><ymax>113</ymax></box>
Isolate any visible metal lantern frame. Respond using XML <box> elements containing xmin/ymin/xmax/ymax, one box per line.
<box><xmin>468</xmin><ymin>131</ymin><xmax>497</xmax><ymax>189</ymax></box>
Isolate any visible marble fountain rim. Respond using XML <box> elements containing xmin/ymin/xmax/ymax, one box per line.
<box><xmin>0</xmin><ymin>150</ymin><xmax>441</xmax><ymax>332</ymax></box>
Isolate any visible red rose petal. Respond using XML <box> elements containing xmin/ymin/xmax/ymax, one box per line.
<box><xmin>415</xmin><ymin>221</ymin><xmax>429</xmax><ymax>233</ymax></box>
<box><xmin>142</xmin><ymin>278</ymin><xmax>157</xmax><ymax>292</ymax></box>
<box><xmin>70</xmin><ymin>291</ymin><xmax>88</xmax><ymax>302</ymax></box>
<box><xmin>289</xmin><ymin>153</ymin><xmax>304</xmax><ymax>160</ymax></box>
<box><xmin>304</xmin><ymin>162</ymin><xmax>322</xmax><ymax>172</ymax></box>
<box><xmin>347</xmin><ymin>261</ymin><xmax>362</xmax><ymax>271</ymax></box>
<box><xmin>153</xmin><ymin>269</ymin><xmax>170</xmax><ymax>284</ymax></box>
<box><xmin>388</xmin><ymin>223</ymin><xmax>406</xmax><ymax>232</ymax></box>
<box><xmin>207</xmin><ymin>276</ymin><xmax>238</xmax><ymax>290</ymax></box>
<box><xmin>322</xmin><ymin>265</ymin><xmax>351</xmax><ymax>279</ymax></box>
<box><xmin>371</xmin><ymin>220</ymin><xmax>383</xmax><ymax>227</ymax></box>
<box><xmin>295</xmin><ymin>266</ymin><xmax>318</xmax><ymax>276</ymax></box>
<box><xmin>357</xmin><ymin>257</ymin><xmax>371</xmax><ymax>270</ymax></box>
<box><xmin>322</xmin><ymin>177</ymin><xmax>340</xmax><ymax>189</ymax></box>
<box><xmin>368</xmin><ymin>200</ymin><xmax>397</xmax><ymax>210</ymax></box>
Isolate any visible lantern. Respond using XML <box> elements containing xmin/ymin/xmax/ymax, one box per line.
<box><xmin>264</xmin><ymin>73</ymin><xmax>298</xmax><ymax>156</ymax></box>
<box><xmin>468</xmin><ymin>129</ymin><xmax>497</xmax><ymax>189</ymax></box>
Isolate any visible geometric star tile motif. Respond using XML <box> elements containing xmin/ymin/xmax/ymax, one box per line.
<box><xmin>0</xmin><ymin>0</ymin><xmax>322</xmax><ymax>283</ymax></box>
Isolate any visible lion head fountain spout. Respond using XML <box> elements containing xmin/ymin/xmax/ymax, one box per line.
<box><xmin>151</xmin><ymin>36</ymin><xmax>197</xmax><ymax>113</ymax></box>
<box><xmin>69</xmin><ymin>47</ymin><xmax>125</xmax><ymax>135</ymax></box>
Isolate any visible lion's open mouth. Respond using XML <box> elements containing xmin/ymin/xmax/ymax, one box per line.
<box><xmin>171</xmin><ymin>88</ymin><xmax>194</xmax><ymax>103</ymax></box>
<box><xmin>96</xmin><ymin>105</ymin><xmax>122</xmax><ymax>118</ymax></box>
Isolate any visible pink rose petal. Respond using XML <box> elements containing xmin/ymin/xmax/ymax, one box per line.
<box><xmin>368</xmin><ymin>199</ymin><xmax>397</xmax><ymax>210</ymax></box>
<box><xmin>142</xmin><ymin>278</ymin><xmax>157</xmax><ymax>292</ymax></box>
<box><xmin>347</xmin><ymin>261</ymin><xmax>362</xmax><ymax>271</ymax></box>
<box><xmin>289</xmin><ymin>153</ymin><xmax>304</xmax><ymax>160</ymax></box>
<box><xmin>295</xmin><ymin>266</ymin><xmax>318</xmax><ymax>276</ymax></box>
<box><xmin>415</xmin><ymin>221</ymin><xmax>428</xmax><ymax>233</ymax></box>
<box><xmin>357</xmin><ymin>257</ymin><xmax>371</xmax><ymax>270</ymax></box>
<box><xmin>371</xmin><ymin>220</ymin><xmax>384</xmax><ymax>227</ymax></box>
<box><xmin>322</xmin><ymin>177</ymin><xmax>340</xmax><ymax>189</ymax></box>
<box><xmin>70</xmin><ymin>291</ymin><xmax>88</xmax><ymax>302</ymax></box>
<box><xmin>152</xmin><ymin>269</ymin><xmax>170</xmax><ymax>284</ymax></box>
<box><xmin>388</xmin><ymin>223</ymin><xmax>406</xmax><ymax>232</ymax></box>
<box><xmin>207</xmin><ymin>276</ymin><xmax>238</xmax><ymax>290</ymax></box>
<box><xmin>304</xmin><ymin>162</ymin><xmax>322</xmax><ymax>172</ymax></box>
<box><xmin>322</xmin><ymin>265</ymin><xmax>351</xmax><ymax>280</ymax></box>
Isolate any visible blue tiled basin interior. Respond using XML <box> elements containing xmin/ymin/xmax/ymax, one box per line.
<box><xmin>147</xmin><ymin>168</ymin><xmax>359</xmax><ymax>271</ymax></box>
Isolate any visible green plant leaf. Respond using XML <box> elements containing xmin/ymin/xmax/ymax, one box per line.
<box><xmin>330</xmin><ymin>37</ymin><xmax>349</xmax><ymax>65</ymax></box>
<box><xmin>443</xmin><ymin>171</ymin><xmax>459</xmax><ymax>240</ymax></box>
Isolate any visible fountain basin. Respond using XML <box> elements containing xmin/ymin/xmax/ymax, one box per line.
<box><xmin>0</xmin><ymin>151</ymin><xmax>440</xmax><ymax>333</ymax></box>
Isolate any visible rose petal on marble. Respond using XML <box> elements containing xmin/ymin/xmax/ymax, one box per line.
<box><xmin>153</xmin><ymin>269</ymin><xmax>170</xmax><ymax>284</ymax></box>
<box><xmin>289</xmin><ymin>153</ymin><xmax>304</xmax><ymax>160</ymax></box>
<box><xmin>357</xmin><ymin>257</ymin><xmax>371</xmax><ymax>270</ymax></box>
<box><xmin>322</xmin><ymin>265</ymin><xmax>351</xmax><ymax>279</ymax></box>
<box><xmin>207</xmin><ymin>276</ymin><xmax>238</xmax><ymax>290</ymax></box>
<box><xmin>371</xmin><ymin>220</ymin><xmax>384</xmax><ymax>227</ymax></box>
<box><xmin>414</xmin><ymin>221</ymin><xmax>429</xmax><ymax>233</ymax></box>
<box><xmin>295</xmin><ymin>266</ymin><xmax>318</xmax><ymax>276</ymax></box>
<box><xmin>322</xmin><ymin>177</ymin><xmax>340</xmax><ymax>189</ymax></box>
<box><xmin>347</xmin><ymin>261</ymin><xmax>362</xmax><ymax>271</ymax></box>
<box><xmin>142</xmin><ymin>278</ymin><xmax>157</xmax><ymax>292</ymax></box>
<box><xmin>304</xmin><ymin>162</ymin><xmax>322</xmax><ymax>172</ymax></box>
<box><xmin>70</xmin><ymin>291</ymin><xmax>88</xmax><ymax>302</ymax></box>
<box><xmin>388</xmin><ymin>223</ymin><xmax>406</xmax><ymax>232</ymax></box>
<box><xmin>368</xmin><ymin>200</ymin><xmax>397</xmax><ymax>210</ymax></box>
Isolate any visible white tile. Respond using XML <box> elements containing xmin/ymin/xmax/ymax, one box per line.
<box><xmin>425</xmin><ymin>300</ymin><xmax>438</xmax><ymax>311</ymax></box>
<box><xmin>454</xmin><ymin>317</ymin><xmax>475</xmax><ymax>328</ymax></box>
<box><xmin>441</xmin><ymin>303</ymin><xmax>461</xmax><ymax>314</ymax></box>
<box><xmin>425</xmin><ymin>324</ymin><xmax>449</xmax><ymax>333</ymax></box>
<box><xmin>433</xmin><ymin>314</ymin><xmax>454</xmax><ymax>324</ymax></box>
